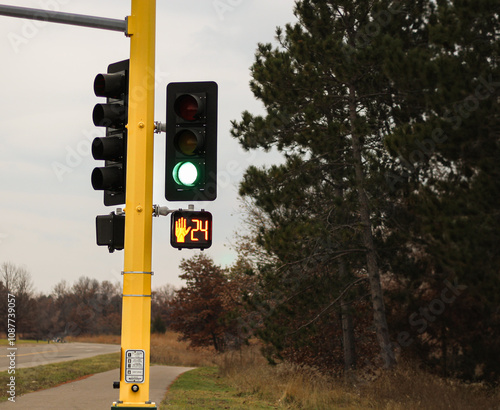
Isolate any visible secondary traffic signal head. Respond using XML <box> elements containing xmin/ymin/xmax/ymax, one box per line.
<box><xmin>91</xmin><ymin>60</ymin><xmax>129</xmax><ymax>206</ymax></box>
<box><xmin>96</xmin><ymin>212</ymin><xmax>125</xmax><ymax>253</ymax></box>
<box><xmin>165</xmin><ymin>82</ymin><xmax>218</xmax><ymax>201</ymax></box>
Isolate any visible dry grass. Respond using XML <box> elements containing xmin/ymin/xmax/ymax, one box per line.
<box><xmin>66</xmin><ymin>334</ymin><xmax>121</xmax><ymax>344</ymax></box>
<box><xmin>358</xmin><ymin>362</ymin><xmax>500</xmax><ymax>410</ymax></box>
<box><xmin>68</xmin><ymin>332</ymin><xmax>216</xmax><ymax>368</ymax></box>
<box><xmin>217</xmin><ymin>345</ymin><xmax>500</xmax><ymax>409</ymax></box>
<box><xmin>68</xmin><ymin>334</ymin><xmax>500</xmax><ymax>409</ymax></box>
<box><xmin>217</xmin><ymin>345</ymin><xmax>369</xmax><ymax>409</ymax></box>
<box><xmin>150</xmin><ymin>332</ymin><xmax>216</xmax><ymax>367</ymax></box>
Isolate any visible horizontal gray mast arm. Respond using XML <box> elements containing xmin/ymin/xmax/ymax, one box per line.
<box><xmin>0</xmin><ymin>4</ymin><xmax>127</xmax><ymax>33</ymax></box>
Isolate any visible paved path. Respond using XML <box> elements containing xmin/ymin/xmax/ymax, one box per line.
<box><xmin>0</xmin><ymin>365</ymin><xmax>194</xmax><ymax>409</ymax></box>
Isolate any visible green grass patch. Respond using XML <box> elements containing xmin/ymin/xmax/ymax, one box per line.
<box><xmin>161</xmin><ymin>367</ymin><xmax>277</xmax><ymax>409</ymax></box>
<box><xmin>0</xmin><ymin>352</ymin><xmax>120</xmax><ymax>402</ymax></box>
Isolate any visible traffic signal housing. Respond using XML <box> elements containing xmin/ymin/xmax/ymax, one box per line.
<box><xmin>165</xmin><ymin>82</ymin><xmax>218</xmax><ymax>201</ymax></box>
<box><xmin>91</xmin><ymin>60</ymin><xmax>129</xmax><ymax>206</ymax></box>
<box><xmin>170</xmin><ymin>210</ymin><xmax>212</xmax><ymax>250</ymax></box>
<box><xmin>96</xmin><ymin>212</ymin><xmax>125</xmax><ymax>253</ymax></box>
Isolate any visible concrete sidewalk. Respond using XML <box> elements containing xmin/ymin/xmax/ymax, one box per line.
<box><xmin>0</xmin><ymin>365</ymin><xmax>194</xmax><ymax>409</ymax></box>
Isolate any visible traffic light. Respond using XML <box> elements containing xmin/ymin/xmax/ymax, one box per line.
<box><xmin>165</xmin><ymin>81</ymin><xmax>218</xmax><ymax>201</ymax></box>
<box><xmin>170</xmin><ymin>210</ymin><xmax>212</xmax><ymax>249</ymax></box>
<box><xmin>91</xmin><ymin>60</ymin><xmax>129</xmax><ymax>206</ymax></box>
<box><xmin>96</xmin><ymin>212</ymin><xmax>125</xmax><ymax>253</ymax></box>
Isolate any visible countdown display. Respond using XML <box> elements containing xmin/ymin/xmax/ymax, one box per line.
<box><xmin>170</xmin><ymin>210</ymin><xmax>212</xmax><ymax>249</ymax></box>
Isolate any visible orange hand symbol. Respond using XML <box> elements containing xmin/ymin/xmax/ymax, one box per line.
<box><xmin>175</xmin><ymin>217</ymin><xmax>191</xmax><ymax>243</ymax></box>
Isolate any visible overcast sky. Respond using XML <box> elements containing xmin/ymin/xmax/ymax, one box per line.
<box><xmin>0</xmin><ymin>0</ymin><xmax>296</xmax><ymax>294</ymax></box>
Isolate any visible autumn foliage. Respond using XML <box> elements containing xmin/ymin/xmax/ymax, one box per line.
<box><xmin>167</xmin><ymin>254</ymin><xmax>243</xmax><ymax>352</ymax></box>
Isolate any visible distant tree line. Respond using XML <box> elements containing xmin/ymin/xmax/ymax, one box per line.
<box><xmin>0</xmin><ymin>262</ymin><xmax>174</xmax><ymax>340</ymax></box>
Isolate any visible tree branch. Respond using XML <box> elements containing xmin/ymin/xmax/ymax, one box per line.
<box><xmin>286</xmin><ymin>276</ymin><xmax>368</xmax><ymax>336</ymax></box>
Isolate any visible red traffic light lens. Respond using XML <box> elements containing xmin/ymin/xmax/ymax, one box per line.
<box><xmin>94</xmin><ymin>72</ymin><xmax>125</xmax><ymax>99</ymax></box>
<box><xmin>94</xmin><ymin>74</ymin><xmax>105</xmax><ymax>95</ymax></box>
<box><xmin>175</xmin><ymin>94</ymin><xmax>200</xmax><ymax>121</ymax></box>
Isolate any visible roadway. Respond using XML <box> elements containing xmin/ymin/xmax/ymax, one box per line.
<box><xmin>0</xmin><ymin>342</ymin><xmax>120</xmax><ymax>371</ymax></box>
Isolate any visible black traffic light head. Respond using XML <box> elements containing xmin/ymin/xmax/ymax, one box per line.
<box><xmin>91</xmin><ymin>60</ymin><xmax>129</xmax><ymax>206</ymax></box>
<box><xmin>96</xmin><ymin>212</ymin><xmax>125</xmax><ymax>253</ymax></box>
<box><xmin>165</xmin><ymin>81</ymin><xmax>218</xmax><ymax>201</ymax></box>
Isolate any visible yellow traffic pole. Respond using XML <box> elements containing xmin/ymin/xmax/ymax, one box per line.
<box><xmin>112</xmin><ymin>0</ymin><xmax>156</xmax><ymax>408</ymax></box>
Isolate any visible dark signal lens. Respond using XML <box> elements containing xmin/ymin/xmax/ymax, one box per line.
<box><xmin>175</xmin><ymin>95</ymin><xmax>199</xmax><ymax>121</ymax></box>
<box><xmin>175</xmin><ymin>130</ymin><xmax>198</xmax><ymax>155</ymax></box>
<box><xmin>94</xmin><ymin>74</ymin><xmax>106</xmax><ymax>96</ymax></box>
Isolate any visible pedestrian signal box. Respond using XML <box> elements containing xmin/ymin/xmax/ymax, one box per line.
<box><xmin>170</xmin><ymin>210</ymin><xmax>212</xmax><ymax>250</ymax></box>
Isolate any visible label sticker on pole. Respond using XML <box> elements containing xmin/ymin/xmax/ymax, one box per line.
<box><xmin>124</xmin><ymin>349</ymin><xmax>145</xmax><ymax>384</ymax></box>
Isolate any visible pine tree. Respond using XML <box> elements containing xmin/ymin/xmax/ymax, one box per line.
<box><xmin>231</xmin><ymin>0</ymin><xmax>411</xmax><ymax>369</ymax></box>
<box><xmin>380</xmin><ymin>0</ymin><xmax>500</xmax><ymax>380</ymax></box>
<box><xmin>232</xmin><ymin>0</ymin><xmax>500</xmax><ymax>377</ymax></box>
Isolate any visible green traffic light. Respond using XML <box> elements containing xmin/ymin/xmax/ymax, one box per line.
<box><xmin>165</xmin><ymin>81</ymin><xmax>217</xmax><ymax>201</ymax></box>
<box><xmin>173</xmin><ymin>161</ymin><xmax>199</xmax><ymax>187</ymax></box>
